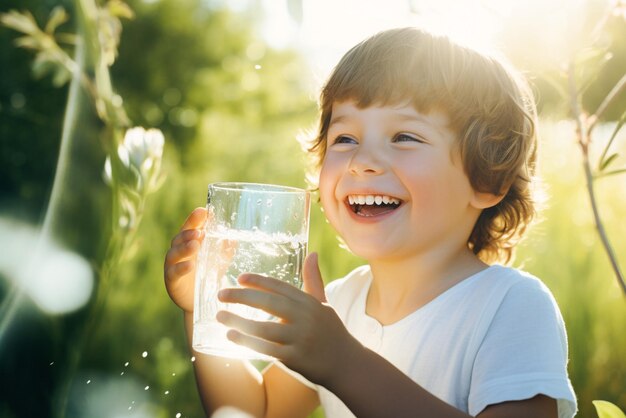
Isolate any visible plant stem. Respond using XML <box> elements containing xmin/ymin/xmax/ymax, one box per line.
<box><xmin>75</xmin><ymin>0</ymin><xmax>129</xmax><ymax>131</ymax></box>
<box><xmin>568</xmin><ymin>62</ymin><xmax>626</xmax><ymax>296</ymax></box>
<box><xmin>587</xmin><ymin>73</ymin><xmax>626</xmax><ymax>136</ymax></box>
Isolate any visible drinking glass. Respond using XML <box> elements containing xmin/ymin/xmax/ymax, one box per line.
<box><xmin>193</xmin><ymin>182</ymin><xmax>310</xmax><ymax>360</ymax></box>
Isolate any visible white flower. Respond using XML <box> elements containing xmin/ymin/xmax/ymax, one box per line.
<box><xmin>118</xmin><ymin>126</ymin><xmax>164</xmax><ymax>172</ymax></box>
<box><xmin>103</xmin><ymin>125</ymin><xmax>165</xmax><ymax>208</ymax></box>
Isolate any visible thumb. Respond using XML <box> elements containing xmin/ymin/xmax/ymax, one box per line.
<box><xmin>302</xmin><ymin>252</ymin><xmax>327</xmax><ymax>303</ymax></box>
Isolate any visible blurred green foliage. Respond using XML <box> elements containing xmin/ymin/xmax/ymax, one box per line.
<box><xmin>0</xmin><ymin>1</ymin><xmax>625</xmax><ymax>417</ymax></box>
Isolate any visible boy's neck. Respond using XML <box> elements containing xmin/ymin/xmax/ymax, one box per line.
<box><xmin>365</xmin><ymin>246</ymin><xmax>488</xmax><ymax>326</ymax></box>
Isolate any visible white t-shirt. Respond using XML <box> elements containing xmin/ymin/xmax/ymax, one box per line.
<box><xmin>316</xmin><ymin>264</ymin><xmax>577</xmax><ymax>418</ymax></box>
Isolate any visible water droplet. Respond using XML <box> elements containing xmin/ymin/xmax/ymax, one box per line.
<box><xmin>172</xmin><ymin>372</ymin><xmax>176</xmax><ymax>376</ymax></box>
<box><xmin>142</xmin><ymin>351</ymin><xmax>148</xmax><ymax>358</ymax></box>
<box><xmin>124</xmin><ymin>361</ymin><xmax>130</xmax><ymax>367</ymax></box>
<box><xmin>256</xmin><ymin>199</ymin><xmax>262</xmax><ymax>205</ymax></box>
<box><xmin>176</xmin><ymin>413</ymin><xmax>182</xmax><ymax>418</ymax></box>
<box><xmin>254</xmin><ymin>64</ymin><xmax>262</xmax><ymax>70</ymax></box>
<box><xmin>191</xmin><ymin>356</ymin><xmax>196</xmax><ymax>362</ymax></box>
<box><xmin>86</xmin><ymin>380</ymin><xmax>91</xmax><ymax>384</ymax></box>
<box><xmin>120</xmin><ymin>372</ymin><xmax>125</xmax><ymax>376</ymax></box>
<box><xmin>266</xmin><ymin>199</ymin><xmax>273</xmax><ymax>207</ymax></box>
<box><xmin>225</xmin><ymin>363</ymin><xmax>230</xmax><ymax>368</ymax></box>
<box><xmin>164</xmin><ymin>390</ymin><xmax>170</xmax><ymax>395</ymax></box>
<box><xmin>145</xmin><ymin>385</ymin><xmax>150</xmax><ymax>390</ymax></box>
<box><xmin>128</xmin><ymin>406</ymin><xmax>132</xmax><ymax>411</ymax></box>
<box><xmin>49</xmin><ymin>362</ymin><xmax>54</xmax><ymax>366</ymax></box>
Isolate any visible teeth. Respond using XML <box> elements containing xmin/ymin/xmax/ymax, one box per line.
<box><xmin>347</xmin><ymin>194</ymin><xmax>401</xmax><ymax>206</ymax></box>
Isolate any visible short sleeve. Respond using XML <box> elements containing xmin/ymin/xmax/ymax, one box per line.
<box><xmin>468</xmin><ymin>278</ymin><xmax>577</xmax><ymax>418</ymax></box>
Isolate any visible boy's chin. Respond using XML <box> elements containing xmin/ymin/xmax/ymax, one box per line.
<box><xmin>343</xmin><ymin>241</ymin><xmax>401</xmax><ymax>262</ymax></box>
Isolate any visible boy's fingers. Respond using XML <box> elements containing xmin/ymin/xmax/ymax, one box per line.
<box><xmin>218</xmin><ymin>287</ymin><xmax>295</xmax><ymax>318</ymax></box>
<box><xmin>216</xmin><ymin>310</ymin><xmax>291</xmax><ymax>344</ymax></box>
<box><xmin>165</xmin><ymin>240</ymin><xmax>200</xmax><ymax>266</ymax></box>
<box><xmin>179</xmin><ymin>207</ymin><xmax>208</xmax><ymax>231</ymax></box>
<box><xmin>236</xmin><ymin>273</ymin><xmax>307</xmax><ymax>302</ymax></box>
<box><xmin>164</xmin><ymin>260</ymin><xmax>195</xmax><ymax>312</ymax></box>
<box><xmin>171</xmin><ymin>228</ymin><xmax>203</xmax><ymax>247</ymax></box>
<box><xmin>165</xmin><ymin>259</ymin><xmax>194</xmax><ymax>282</ymax></box>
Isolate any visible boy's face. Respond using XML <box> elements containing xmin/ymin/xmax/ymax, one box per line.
<box><xmin>318</xmin><ymin>100</ymin><xmax>483</xmax><ymax>261</ymax></box>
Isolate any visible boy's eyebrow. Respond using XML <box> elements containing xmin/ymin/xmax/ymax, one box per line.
<box><xmin>328</xmin><ymin>114</ymin><xmax>349</xmax><ymax>126</ymax></box>
<box><xmin>329</xmin><ymin>111</ymin><xmax>442</xmax><ymax>127</ymax></box>
<box><xmin>396</xmin><ymin>113</ymin><xmax>430</xmax><ymax>124</ymax></box>
<box><xmin>396</xmin><ymin>111</ymin><xmax>451</xmax><ymax>131</ymax></box>
<box><xmin>328</xmin><ymin>112</ymin><xmax>426</xmax><ymax>127</ymax></box>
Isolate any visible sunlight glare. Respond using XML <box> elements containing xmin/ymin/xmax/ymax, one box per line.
<box><xmin>0</xmin><ymin>217</ymin><xmax>93</xmax><ymax>315</ymax></box>
<box><xmin>256</xmin><ymin>0</ymin><xmax>593</xmax><ymax>86</ymax></box>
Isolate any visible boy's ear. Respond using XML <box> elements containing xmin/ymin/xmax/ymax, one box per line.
<box><xmin>470</xmin><ymin>190</ymin><xmax>505</xmax><ymax>209</ymax></box>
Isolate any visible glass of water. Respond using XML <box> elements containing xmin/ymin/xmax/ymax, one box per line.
<box><xmin>192</xmin><ymin>182</ymin><xmax>311</xmax><ymax>360</ymax></box>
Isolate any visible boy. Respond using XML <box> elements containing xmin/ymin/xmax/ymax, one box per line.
<box><xmin>164</xmin><ymin>27</ymin><xmax>577</xmax><ymax>417</ymax></box>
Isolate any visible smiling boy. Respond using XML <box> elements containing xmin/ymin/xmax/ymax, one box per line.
<box><xmin>165</xmin><ymin>27</ymin><xmax>577</xmax><ymax>418</ymax></box>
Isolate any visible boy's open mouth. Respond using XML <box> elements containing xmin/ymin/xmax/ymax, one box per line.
<box><xmin>347</xmin><ymin>194</ymin><xmax>403</xmax><ymax>217</ymax></box>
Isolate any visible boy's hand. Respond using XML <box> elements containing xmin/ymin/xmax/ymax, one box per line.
<box><xmin>216</xmin><ymin>252</ymin><xmax>362</xmax><ymax>386</ymax></box>
<box><xmin>164</xmin><ymin>207</ymin><xmax>207</xmax><ymax>313</ymax></box>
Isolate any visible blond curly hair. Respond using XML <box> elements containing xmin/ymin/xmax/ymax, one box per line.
<box><xmin>306</xmin><ymin>28</ymin><xmax>540</xmax><ymax>264</ymax></box>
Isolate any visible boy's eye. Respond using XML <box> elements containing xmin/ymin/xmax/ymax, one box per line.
<box><xmin>393</xmin><ymin>133</ymin><xmax>423</xmax><ymax>143</ymax></box>
<box><xmin>332</xmin><ymin>135</ymin><xmax>357</xmax><ymax>145</ymax></box>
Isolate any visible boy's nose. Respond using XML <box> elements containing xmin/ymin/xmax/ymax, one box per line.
<box><xmin>348</xmin><ymin>146</ymin><xmax>385</xmax><ymax>175</ymax></box>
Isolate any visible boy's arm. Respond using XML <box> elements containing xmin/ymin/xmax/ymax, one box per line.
<box><xmin>217</xmin><ymin>263</ymin><xmax>558</xmax><ymax>418</ymax></box>
<box><xmin>183</xmin><ymin>312</ymin><xmax>319</xmax><ymax>418</ymax></box>
<box><xmin>325</xmin><ymin>343</ymin><xmax>557</xmax><ymax>418</ymax></box>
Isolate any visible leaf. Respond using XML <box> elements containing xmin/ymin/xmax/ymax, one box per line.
<box><xmin>45</xmin><ymin>6</ymin><xmax>69</xmax><ymax>35</ymax></box>
<box><xmin>31</xmin><ymin>51</ymin><xmax>56</xmax><ymax>79</ymax></box>
<box><xmin>597</xmin><ymin>167</ymin><xmax>626</xmax><ymax>179</ymax></box>
<box><xmin>107</xmin><ymin>0</ymin><xmax>135</xmax><ymax>19</ymax></box>
<box><xmin>573</xmin><ymin>46</ymin><xmax>613</xmax><ymax>95</ymax></box>
<box><xmin>599</xmin><ymin>153</ymin><xmax>619</xmax><ymax>171</ymax></box>
<box><xmin>598</xmin><ymin>108</ymin><xmax>626</xmax><ymax>166</ymax></box>
<box><xmin>576</xmin><ymin>46</ymin><xmax>610</xmax><ymax>67</ymax></box>
<box><xmin>52</xmin><ymin>65</ymin><xmax>72</xmax><ymax>87</ymax></box>
<box><xmin>14</xmin><ymin>35</ymin><xmax>39</xmax><ymax>49</ymax></box>
<box><xmin>0</xmin><ymin>10</ymin><xmax>39</xmax><ymax>35</ymax></box>
<box><xmin>593</xmin><ymin>400</ymin><xmax>626</xmax><ymax>418</ymax></box>
<box><xmin>98</xmin><ymin>12</ymin><xmax>122</xmax><ymax>66</ymax></box>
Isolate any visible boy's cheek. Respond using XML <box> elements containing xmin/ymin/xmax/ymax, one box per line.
<box><xmin>318</xmin><ymin>192</ymin><xmax>343</xmax><ymax>237</ymax></box>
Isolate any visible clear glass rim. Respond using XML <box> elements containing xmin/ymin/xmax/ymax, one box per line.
<box><xmin>208</xmin><ymin>182</ymin><xmax>309</xmax><ymax>195</ymax></box>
